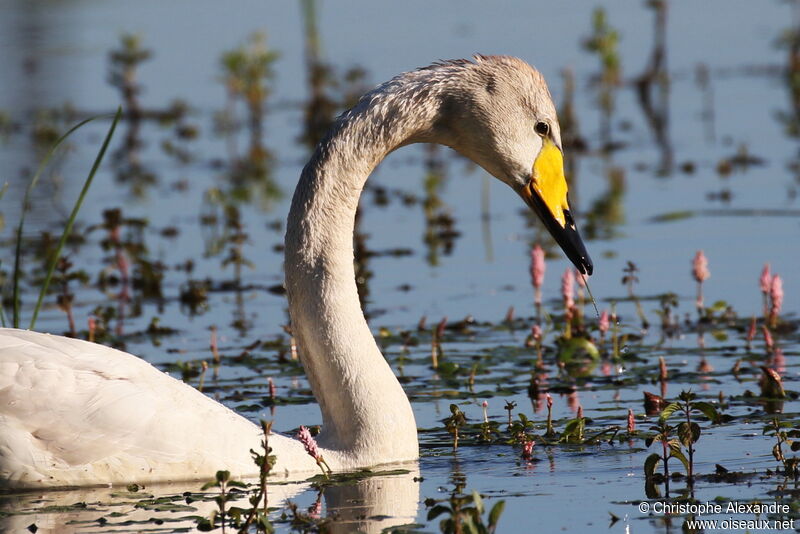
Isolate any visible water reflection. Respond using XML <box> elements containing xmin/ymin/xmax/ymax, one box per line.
<box><xmin>634</xmin><ymin>0</ymin><xmax>673</xmax><ymax>175</ymax></box>
<box><xmin>584</xmin><ymin>164</ymin><xmax>626</xmax><ymax>240</ymax></box>
<box><xmin>422</xmin><ymin>144</ymin><xmax>458</xmax><ymax>266</ymax></box>
<box><xmin>0</xmin><ymin>467</ymin><xmax>419</xmax><ymax>534</ymax></box>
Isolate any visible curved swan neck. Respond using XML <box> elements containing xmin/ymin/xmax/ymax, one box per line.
<box><xmin>284</xmin><ymin>70</ymin><xmax>449</xmax><ymax>460</ymax></box>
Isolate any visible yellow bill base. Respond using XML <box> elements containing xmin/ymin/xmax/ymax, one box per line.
<box><xmin>530</xmin><ymin>140</ymin><xmax>569</xmax><ymax>228</ymax></box>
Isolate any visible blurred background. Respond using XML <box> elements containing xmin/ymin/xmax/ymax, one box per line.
<box><xmin>0</xmin><ymin>1</ymin><xmax>798</xmax><ymax>532</ymax></box>
<box><xmin>0</xmin><ymin>1</ymin><xmax>796</xmax><ymax>337</ymax></box>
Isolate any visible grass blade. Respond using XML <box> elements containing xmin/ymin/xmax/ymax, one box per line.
<box><xmin>28</xmin><ymin>107</ymin><xmax>122</xmax><ymax>330</ymax></box>
<box><xmin>11</xmin><ymin>117</ymin><xmax>97</xmax><ymax>328</ymax></box>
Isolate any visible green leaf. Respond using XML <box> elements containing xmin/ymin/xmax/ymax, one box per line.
<box><xmin>200</xmin><ymin>481</ymin><xmax>219</xmax><ymax>490</ymax></box>
<box><xmin>669</xmin><ymin>445</ymin><xmax>689</xmax><ymax>473</ymax></box>
<box><xmin>692</xmin><ymin>402</ymin><xmax>720</xmax><ymax>424</ymax></box>
<box><xmin>677</xmin><ymin>422</ymin><xmax>701</xmax><ymax>446</ymax></box>
<box><xmin>644</xmin><ymin>453</ymin><xmax>661</xmax><ymax>478</ymax></box>
<box><xmin>215</xmin><ymin>470</ymin><xmax>230</xmax><ymax>483</ymax></box>
<box><xmin>462</xmin><ymin>514</ymin><xmax>478</xmax><ymax>534</ymax></box>
<box><xmin>710</xmin><ymin>330</ymin><xmax>728</xmax><ymax>342</ymax></box>
<box><xmin>658</xmin><ymin>402</ymin><xmax>681</xmax><ymax>422</ymax></box>
<box><xmin>12</xmin><ymin>115</ymin><xmax>99</xmax><ymax>328</ymax></box>
<box><xmin>488</xmin><ymin>500</ymin><xmax>506</xmax><ymax>529</ymax></box>
<box><xmin>29</xmin><ymin>107</ymin><xmax>122</xmax><ymax>329</ymax></box>
<box><xmin>427</xmin><ymin>505</ymin><xmax>451</xmax><ymax>521</ymax></box>
<box><xmin>562</xmin><ymin>419</ymin><xmax>581</xmax><ymax>437</ymax></box>
<box><xmin>472</xmin><ymin>490</ymin><xmax>484</xmax><ymax>515</ymax></box>
<box><xmin>228</xmin><ymin>480</ymin><xmax>247</xmax><ymax>489</ymax></box>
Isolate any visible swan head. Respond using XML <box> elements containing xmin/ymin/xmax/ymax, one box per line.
<box><xmin>435</xmin><ymin>55</ymin><xmax>593</xmax><ymax>275</ymax></box>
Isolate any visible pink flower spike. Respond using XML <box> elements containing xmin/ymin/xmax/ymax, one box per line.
<box><xmin>482</xmin><ymin>400</ymin><xmax>489</xmax><ymax>423</ymax></box>
<box><xmin>575</xmin><ymin>269</ymin><xmax>586</xmax><ymax>288</ymax></box>
<box><xmin>692</xmin><ymin>251</ymin><xmax>710</xmax><ymax>283</ymax></box>
<box><xmin>598</xmin><ymin>310</ymin><xmax>610</xmax><ymax>336</ymax></box>
<box><xmin>297</xmin><ymin>425</ymin><xmax>321</xmax><ymax>461</ymax></box>
<box><xmin>531</xmin><ymin>324</ymin><xmax>542</xmax><ymax>341</ymax></box>
<box><xmin>760</xmin><ymin>264</ymin><xmax>772</xmax><ymax>294</ymax></box>
<box><xmin>268</xmin><ymin>377</ymin><xmax>276</xmax><ymax>399</ymax></box>
<box><xmin>659</xmin><ymin>356</ymin><xmax>668</xmax><ymax>381</ymax></box>
<box><xmin>521</xmin><ymin>439</ymin><xmax>535</xmax><ymax>459</ymax></box>
<box><xmin>773</xmin><ymin>348</ymin><xmax>786</xmax><ymax>374</ymax></box>
<box><xmin>546</xmin><ymin>393</ymin><xmax>553</xmax><ymax>410</ymax></box>
<box><xmin>577</xmin><ymin>405</ymin><xmax>584</xmax><ymax>419</ymax></box>
<box><xmin>762</xmin><ymin>325</ymin><xmax>774</xmax><ymax>352</ymax></box>
<box><xmin>770</xmin><ymin>275</ymin><xmax>783</xmax><ymax>317</ymax></box>
<box><xmin>530</xmin><ymin>245</ymin><xmax>545</xmax><ymax>289</ymax></box>
<box><xmin>746</xmin><ymin>316</ymin><xmax>757</xmax><ymax>343</ymax></box>
<box><xmin>561</xmin><ymin>269</ymin><xmax>575</xmax><ymax>309</ymax></box>
<box><xmin>627</xmin><ymin>408</ymin><xmax>636</xmax><ymax>434</ymax></box>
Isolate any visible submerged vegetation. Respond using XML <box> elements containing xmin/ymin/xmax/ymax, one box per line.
<box><xmin>1</xmin><ymin>1</ymin><xmax>799</xmax><ymax>533</ymax></box>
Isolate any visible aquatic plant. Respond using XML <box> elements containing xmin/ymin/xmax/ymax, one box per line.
<box><xmin>426</xmin><ymin>489</ymin><xmax>505</xmax><ymax>534</ymax></box>
<box><xmin>241</xmin><ymin>420</ymin><xmax>277</xmax><ymax>530</ymax></box>
<box><xmin>509</xmin><ymin>412</ymin><xmax>535</xmax><ymax>445</ymax></box>
<box><xmin>503</xmin><ymin>400</ymin><xmax>517</xmax><ymax>428</ymax></box>
<box><xmin>521</xmin><ymin>439</ymin><xmax>535</xmax><ymax>460</ymax></box>
<box><xmin>621</xmin><ymin>261</ymin><xmax>649</xmax><ymax>329</ymax></box>
<box><xmin>198</xmin><ymin>470</ymin><xmax>248</xmax><ymax>533</ymax></box>
<box><xmin>220</xmin><ymin>32</ymin><xmax>279</xmax><ymax>152</ymax></box>
<box><xmin>297</xmin><ymin>425</ymin><xmax>331</xmax><ymax>477</ymax></box>
<box><xmin>525</xmin><ymin>323</ymin><xmax>544</xmax><ymax>366</ymax></box>
<box><xmin>643</xmin><ymin>416</ymin><xmax>680</xmax><ymax>497</ymax></box>
<box><xmin>583</xmin><ymin>8</ymin><xmax>621</xmax><ymax>85</ymax></box>
<box><xmin>51</xmin><ymin>257</ymin><xmax>88</xmax><ymax>337</ymax></box>
<box><xmin>759</xmin><ymin>366</ymin><xmax>786</xmax><ymax>399</ymax></box>
<box><xmin>598</xmin><ymin>309</ymin><xmax>609</xmax><ymax>344</ymax></box>
<box><xmin>108</xmin><ymin>34</ymin><xmax>151</xmax><ymax>119</ymax></box>
<box><xmin>431</xmin><ymin>316</ymin><xmax>448</xmax><ymax>369</ymax></box>
<box><xmin>691</xmin><ymin>250</ymin><xmax>710</xmax><ymax>313</ymax></box>
<box><xmin>654</xmin><ymin>390</ymin><xmax>720</xmax><ymax>482</ymax></box>
<box><xmin>7</xmin><ymin>109</ymin><xmax>121</xmax><ymax>330</ymax></box>
<box><xmin>769</xmin><ymin>274</ymin><xmax>783</xmax><ymax>328</ymax></box>
<box><xmin>560</xmin><ymin>268</ymin><xmax>575</xmax><ymax>313</ymax></box>
<box><xmin>583</xmin><ymin>7</ymin><xmax>621</xmax><ymax>147</ymax></box>
<box><xmin>760</xmin><ymin>263</ymin><xmax>772</xmax><ymax>317</ymax></box>
<box><xmin>446</xmin><ymin>404</ymin><xmax>468</xmax><ymax>450</ymax></box>
<box><xmin>560</xmin><ymin>405</ymin><xmax>586</xmax><ymax>443</ymax></box>
<box><xmin>627</xmin><ymin>408</ymin><xmax>636</xmax><ymax>436</ymax></box>
<box><xmin>545</xmin><ymin>394</ymin><xmax>555</xmax><ymax>438</ymax></box>
<box><xmin>530</xmin><ymin>244</ymin><xmax>545</xmax><ymax>310</ymax></box>
<box><xmin>763</xmin><ymin>418</ymin><xmax>800</xmax><ymax>478</ymax></box>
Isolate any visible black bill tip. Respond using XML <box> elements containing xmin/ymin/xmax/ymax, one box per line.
<box><xmin>523</xmin><ymin>192</ymin><xmax>593</xmax><ymax>275</ymax></box>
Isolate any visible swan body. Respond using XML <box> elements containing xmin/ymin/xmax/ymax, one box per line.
<box><xmin>0</xmin><ymin>55</ymin><xmax>591</xmax><ymax>489</ymax></box>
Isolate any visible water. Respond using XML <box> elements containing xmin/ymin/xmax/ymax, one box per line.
<box><xmin>1</xmin><ymin>1</ymin><xmax>799</xmax><ymax>533</ymax></box>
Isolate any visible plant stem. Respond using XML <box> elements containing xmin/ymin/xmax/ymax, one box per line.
<box><xmin>30</xmin><ymin>108</ymin><xmax>121</xmax><ymax>330</ymax></box>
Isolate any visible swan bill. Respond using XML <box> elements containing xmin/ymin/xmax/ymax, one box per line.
<box><xmin>520</xmin><ymin>140</ymin><xmax>593</xmax><ymax>275</ymax></box>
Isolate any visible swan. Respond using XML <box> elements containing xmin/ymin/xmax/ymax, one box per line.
<box><xmin>0</xmin><ymin>55</ymin><xmax>592</xmax><ymax>489</ymax></box>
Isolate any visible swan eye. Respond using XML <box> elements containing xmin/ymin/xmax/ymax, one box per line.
<box><xmin>534</xmin><ymin>121</ymin><xmax>550</xmax><ymax>137</ymax></box>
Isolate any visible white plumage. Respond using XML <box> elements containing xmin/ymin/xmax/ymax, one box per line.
<box><xmin>0</xmin><ymin>328</ymin><xmax>318</xmax><ymax>488</ymax></box>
